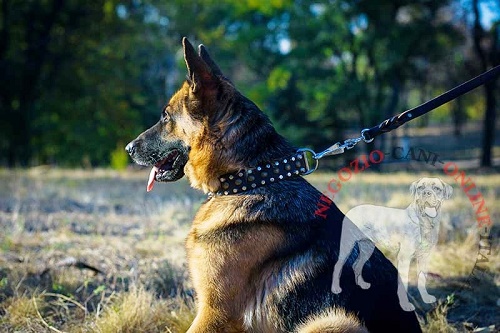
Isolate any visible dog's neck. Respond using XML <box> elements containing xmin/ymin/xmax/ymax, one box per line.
<box><xmin>208</xmin><ymin>150</ymin><xmax>309</xmax><ymax>196</ymax></box>
<box><xmin>188</xmin><ymin>93</ymin><xmax>302</xmax><ymax>195</ymax></box>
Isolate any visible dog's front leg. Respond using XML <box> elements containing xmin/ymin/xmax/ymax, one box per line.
<box><xmin>187</xmin><ymin>306</ymin><xmax>245</xmax><ymax>333</ymax></box>
<box><xmin>396</xmin><ymin>250</ymin><xmax>415</xmax><ymax>312</ymax></box>
<box><xmin>417</xmin><ymin>254</ymin><xmax>436</xmax><ymax>304</ymax></box>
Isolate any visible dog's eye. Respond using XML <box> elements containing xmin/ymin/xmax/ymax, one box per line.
<box><xmin>433</xmin><ymin>186</ymin><xmax>442</xmax><ymax>193</ymax></box>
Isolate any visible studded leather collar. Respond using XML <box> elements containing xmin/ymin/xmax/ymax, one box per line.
<box><xmin>210</xmin><ymin>151</ymin><xmax>314</xmax><ymax>196</ymax></box>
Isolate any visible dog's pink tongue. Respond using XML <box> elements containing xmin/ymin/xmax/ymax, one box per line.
<box><xmin>147</xmin><ymin>166</ymin><xmax>158</xmax><ymax>192</ymax></box>
<box><xmin>424</xmin><ymin>206</ymin><xmax>437</xmax><ymax>218</ymax></box>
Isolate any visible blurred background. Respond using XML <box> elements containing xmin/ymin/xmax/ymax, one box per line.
<box><xmin>0</xmin><ymin>0</ymin><xmax>499</xmax><ymax>169</ymax></box>
<box><xmin>0</xmin><ymin>2</ymin><xmax>499</xmax><ymax>331</ymax></box>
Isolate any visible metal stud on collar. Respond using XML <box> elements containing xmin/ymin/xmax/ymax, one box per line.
<box><xmin>212</xmin><ymin>151</ymin><xmax>309</xmax><ymax>196</ymax></box>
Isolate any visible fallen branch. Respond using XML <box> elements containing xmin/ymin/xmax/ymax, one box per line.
<box><xmin>40</xmin><ymin>256</ymin><xmax>104</xmax><ymax>277</ymax></box>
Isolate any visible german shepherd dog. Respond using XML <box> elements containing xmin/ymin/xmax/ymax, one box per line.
<box><xmin>126</xmin><ymin>38</ymin><xmax>422</xmax><ymax>333</ymax></box>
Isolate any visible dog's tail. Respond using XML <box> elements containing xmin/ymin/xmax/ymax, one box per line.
<box><xmin>296</xmin><ymin>308</ymin><xmax>369</xmax><ymax>333</ymax></box>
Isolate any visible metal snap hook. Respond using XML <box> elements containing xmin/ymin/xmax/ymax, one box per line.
<box><xmin>361</xmin><ymin>128</ymin><xmax>374</xmax><ymax>143</ymax></box>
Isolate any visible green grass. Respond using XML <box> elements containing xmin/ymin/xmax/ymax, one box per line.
<box><xmin>0</xmin><ymin>168</ymin><xmax>498</xmax><ymax>332</ymax></box>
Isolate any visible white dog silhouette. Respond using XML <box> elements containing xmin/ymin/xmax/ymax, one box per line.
<box><xmin>331</xmin><ymin>177</ymin><xmax>453</xmax><ymax>311</ymax></box>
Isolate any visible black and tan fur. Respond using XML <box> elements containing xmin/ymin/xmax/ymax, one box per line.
<box><xmin>126</xmin><ymin>38</ymin><xmax>422</xmax><ymax>333</ymax></box>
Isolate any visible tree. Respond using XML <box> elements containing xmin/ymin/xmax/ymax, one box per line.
<box><xmin>0</xmin><ymin>0</ymin><xmax>64</xmax><ymax>166</ymax></box>
<box><xmin>0</xmin><ymin>0</ymin><xmax>486</xmax><ymax>167</ymax></box>
<box><xmin>0</xmin><ymin>0</ymin><xmax>171</xmax><ymax>166</ymax></box>
<box><xmin>471</xmin><ymin>0</ymin><xmax>500</xmax><ymax>167</ymax></box>
<box><xmin>271</xmin><ymin>0</ymin><xmax>464</xmax><ymax>156</ymax></box>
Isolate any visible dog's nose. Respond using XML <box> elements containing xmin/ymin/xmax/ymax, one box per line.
<box><xmin>125</xmin><ymin>141</ymin><xmax>136</xmax><ymax>155</ymax></box>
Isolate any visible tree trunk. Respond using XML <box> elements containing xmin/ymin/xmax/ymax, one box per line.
<box><xmin>473</xmin><ymin>0</ymin><xmax>498</xmax><ymax>168</ymax></box>
<box><xmin>6</xmin><ymin>0</ymin><xmax>64</xmax><ymax>166</ymax></box>
<box><xmin>480</xmin><ymin>80</ymin><xmax>497</xmax><ymax>167</ymax></box>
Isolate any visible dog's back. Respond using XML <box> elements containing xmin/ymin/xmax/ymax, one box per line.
<box><xmin>346</xmin><ymin>204</ymin><xmax>417</xmax><ymax>247</ymax></box>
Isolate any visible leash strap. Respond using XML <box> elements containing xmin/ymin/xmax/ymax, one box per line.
<box><xmin>305</xmin><ymin>65</ymin><xmax>500</xmax><ymax>171</ymax></box>
<box><xmin>361</xmin><ymin>65</ymin><xmax>500</xmax><ymax>141</ymax></box>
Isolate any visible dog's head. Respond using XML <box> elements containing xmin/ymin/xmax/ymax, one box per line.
<box><xmin>125</xmin><ymin>38</ymin><xmax>225</xmax><ymax>191</ymax></box>
<box><xmin>410</xmin><ymin>177</ymin><xmax>453</xmax><ymax>218</ymax></box>
<box><xmin>126</xmin><ymin>38</ymin><xmax>288</xmax><ymax>193</ymax></box>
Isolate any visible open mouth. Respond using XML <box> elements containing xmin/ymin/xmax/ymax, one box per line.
<box><xmin>147</xmin><ymin>149</ymin><xmax>182</xmax><ymax>192</ymax></box>
<box><xmin>423</xmin><ymin>202</ymin><xmax>438</xmax><ymax>218</ymax></box>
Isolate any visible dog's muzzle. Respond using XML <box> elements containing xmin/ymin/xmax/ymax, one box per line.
<box><xmin>125</xmin><ymin>139</ymin><xmax>189</xmax><ymax>192</ymax></box>
<box><xmin>416</xmin><ymin>191</ymin><xmax>442</xmax><ymax>218</ymax></box>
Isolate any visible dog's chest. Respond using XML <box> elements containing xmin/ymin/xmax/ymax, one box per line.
<box><xmin>185</xmin><ymin>215</ymin><xmax>288</xmax><ymax>322</ymax></box>
<box><xmin>185</xmin><ymin>228</ymin><xmax>222</xmax><ymax>293</ymax></box>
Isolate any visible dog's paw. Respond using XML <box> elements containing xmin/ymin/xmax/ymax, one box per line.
<box><xmin>422</xmin><ymin>294</ymin><xmax>436</xmax><ymax>304</ymax></box>
<box><xmin>331</xmin><ymin>285</ymin><xmax>342</xmax><ymax>294</ymax></box>
<box><xmin>356</xmin><ymin>276</ymin><xmax>371</xmax><ymax>290</ymax></box>
<box><xmin>400</xmin><ymin>301</ymin><xmax>415</xmax><ymax>312</ymax></box>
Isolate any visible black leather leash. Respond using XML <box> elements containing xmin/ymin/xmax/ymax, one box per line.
<box><xmin>362</xmin><ymin>65</ymin><xmax>500</xmax><ymax>142</ymax></box>
<box><xmin>308</xmin><ymin>65</ymin><xmax>500</xmax><ymax>166</ymax></box>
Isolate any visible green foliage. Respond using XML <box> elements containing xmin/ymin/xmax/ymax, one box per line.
<box><xmin>268</xmin><ymin>66</ymin><xmax>292</xmax><ymax>91</ymax></box>
<box><xmin>93</xmin><ymin>284</ymin><xmax>107</xmax><ymax>295</ymax></box>
<box><xmin>0</xmin><ymin>0</ymin><xmax>495</xmax><ymax>167</ymax></box>
<box><xmin>110</xmin><ymin>144</ymin><xmax>130</xmax><ymax>170</ymax></box>
<box><xmin>0</xmin><ymin>277</ymin><xmax>8</xmax><ymax>289</ymax></box>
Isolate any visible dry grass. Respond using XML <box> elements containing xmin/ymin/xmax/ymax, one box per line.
<box><xmin>3</xmin><ymin>295</ymin><xmax>46</xmax><ymax>331</ymax></box>
<box><xmin>422</xmin><ymin>295</ymin><xmax>458</xmax><ymax>333</ymax></box>
<box><xmin>0</xmin><ymin>168</ymin><xmax>498</xmax><ymax>332</ymax></box>
<box><xmin>92</xmin><ymin>287</ymin><xmax>194</xmax><ymax>333</ymax></box>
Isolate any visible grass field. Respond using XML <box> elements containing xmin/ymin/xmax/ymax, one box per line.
<box><xmin>0</xmin><ymin>168</ymin><xmax>498</xmax><ymax>332</ymax></box>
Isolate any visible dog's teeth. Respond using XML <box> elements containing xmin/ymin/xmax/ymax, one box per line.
<box><xmin>147</xmin><ymin>166</ymin><xmax>158</xmax><ymax>192</ymax></box>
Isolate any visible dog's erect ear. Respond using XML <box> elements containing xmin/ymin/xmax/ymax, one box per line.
<box><xmin>441</xmin><ymin>179</ymin><xmax>453</xmax><ymax>199</ymax></box>
<box><xmin>183</xmin><ymin>37</ymin><xmax>216</xmax><ymax>94</ymax></box>
<box><xmin>410</xmin><ymin>179</ymin><xmax>419</xmax><ymax>196</ymax></box>
<box><xmin>198</xmin><ymin>44</ymin><xmax>224</xmax><ymax>77</ymax></box>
